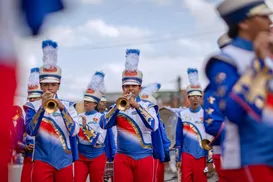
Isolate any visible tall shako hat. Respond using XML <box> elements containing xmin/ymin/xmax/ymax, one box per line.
<box><xmin>39</xmin><ymin>40</ymin><xmax>62</xmax><ymax>83</ymax></box>
<box><xmin>186</xmin><ymin>68</ymin><xmax>202</xmax><ymax>96</ymax></box>
<box><xmin>140</xmin><ymin>82</ymin><xmax>161</xmax><ymax>105</ymax></box>
<box><xmin>122</xmin><ymin>49</ymin><xmax>143</xmax><ymax>86</ymax></box>
<box><xmin>28</xmin><ymin>67</ymin><xmax>43</xmax><ymax>99</ymax></box>
<box><xmin>84</xmin><ymin>71</ymin><xmax>106</xmax><ymax>103</ymax></box>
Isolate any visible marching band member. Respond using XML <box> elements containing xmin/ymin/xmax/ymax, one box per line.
<box><xmin>10</xmin><ymin>105</ymin><xmax>25</xmax><ymax>164</ymax></box>
<box><xmin>140</xmin><ymin>82</ymin><xmax>171</xmax><ymax>182</ymax></box>
<box><xmin>24</xmin><ymin>40</ymin><xmax>79</xmax><ymax>182</ymax></box>
<box><xmin>97</xmin><ymin>95</ymin><xmax>108</xmax><ymax>113</ymax></box>
<box><xmin>20</xmin><ymin>67</ymin><xmax>43</xmax><ymax>182</ymax></box>
<box><xmin>75</xmin><ymin>71</ymin><xmax>115</xmax><ymax>182</ymax></box>
<box><xmin>175</xmin><ymin>68</ymin><xmax>212</xmax><ymax>182</ymax></box>
<box><xmin>100</xmin><ymin>49</ymin><xmax>159</xmax><ymax>182</ymax></box>
<box><xmin>203</xmin><ymin>34</ymin><xmax>232</xmax><ymax>182</ymax></box>
<box><xmin>205</xmin><ymin>0</ymin><xmax>273</xmax><ymax>181</ymax></box>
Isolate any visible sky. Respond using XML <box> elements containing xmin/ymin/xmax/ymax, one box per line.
<box><xmin>14</xmin><ymin>0</ymin><xmax>273</xmax><ymax>105</ymax></box>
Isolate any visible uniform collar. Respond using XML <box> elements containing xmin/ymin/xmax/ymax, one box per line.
<box><xmin>232</xmin><ymin>37</ymin><xmax>254</xmax><ymax>51</ymax></box>
<box><xmin>189</xmin><ymin>106</ymin><xmax>201</xmax><ymax>113</ymax></box>
<box><xmin>85</xmin><ymin>110</ymin><xmax>97</xmax><ymax>115</ymax></box>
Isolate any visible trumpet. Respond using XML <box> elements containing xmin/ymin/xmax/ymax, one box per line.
<box><xmin>44</xmin><ymin>99</ymin><xmax>59</xmax><ymax>114</ymax></box>
<box><xmin>201</xmin><ymin>139</ymin><xmax>213</xmax><ymax>151</ymax></box>
<box><xmin>116</xmin><ymin>92</ymin><xmax>135</xmax><ymax>111</ymax></box>
<box><xmin>12</xmin><ymin>106</ymin><xmax>22</xmax><ymax>121</ymax></box>
<box><xmin>12</xmin><ymin>113</ymin><xmax>21</xmax><ymax>121</ymax></box>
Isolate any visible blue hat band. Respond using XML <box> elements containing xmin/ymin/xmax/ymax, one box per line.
<box><xmin>39</xmin><ymin>74</ymin><xmax>61</xmax><ymax>80</ymax></box>
<box><xmin>187</xmin><ymin>90</ymin><xmax>202</xmax><ymax>95</ymax></box>
<box><xmin>28</xmin><ymin>90</ymin><xmax>43</xmax><ymax>94</ymax></box>
<box><xmin>122</xmin><ymin>77</ymin><xmax>142</xmax><ymax>84</ymax></box>
<box><xmin>84</xmin><ymin>95</ymin><xmax>100</xmax><ymax>103</ymax></box>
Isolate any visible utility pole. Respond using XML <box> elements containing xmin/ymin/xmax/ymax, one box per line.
<box><xmin>177</xmin><ymin>76</ymin><xmax>182</xmax><ymax>107</ymax></box>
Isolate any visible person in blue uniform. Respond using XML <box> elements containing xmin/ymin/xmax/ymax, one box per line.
<box><xmin>175</xmin><ymin>68</ymin><xmax>212</xmax><ymax>182</ymax></box>
<box><xmin>203</xmin><ymin>34</ymin><xmax>232</xmax><ymax>182</ymax></box>
<box><xmin>20</xmin><ymin>67</ymin><xmax>43</xmax><ymax>182</ymax></box>
<box><xmin>74</xmin><ymin>71</ymin><xmax>115</xmax><ymax>182</ymax></box>
<box><xmin>140</xmin><ymin>82</ymin><xmax>171</xmax><ymax>182</ymax></box>
<box><xmin>204</xmin><ymin>0</ymin><xmax>273</xmax><ymax>181</ymax></box>
<box><xmin>100</xmin><ymin>49</ymin><xmax>159</xmax><ymax>182</ymax></box>
<box><xmin>24</xmin><ymin>40</ymin><xmax>79</xmax><ymax>182</ymax></box>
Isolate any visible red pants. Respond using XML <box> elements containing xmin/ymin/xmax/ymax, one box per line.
<box><xmin>21</xmin><ymin>157</ymin><xmax>33</xmax><ymax>182</ymax></box>
<box><xmin>222</xmin><ymin>165</ymin><xmax>273</xmax><ymax>182</ymax></box>
<box><xmin>213</xmin><ymin>154</ymin><xmax>227</xmax><ymax>182</ymax></box>
<box><xmin>153</xmin><ymin>159</ymin><xmax>165</xmax><ymax>182</ymax></box>
<box><xmin>74</xmin><ymin>153</ymin><xmax>106</xmax><ymax>182</ymax></box>
<box><xmin>32</xmin><ymin>160</ymin><xmax>73</xmax><ymax>182</ymax></box>
<box><xmin>181</xmin><ymin>152</ymin><xmax>206</xmax><ymax>182</ymax></box>
<box><xmin>114</xmin><ymin>153</ymin><xmax>154</xmax><ymax>182</ymax></box>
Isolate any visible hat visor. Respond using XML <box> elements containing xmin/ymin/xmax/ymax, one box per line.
<box><xmin>84</xmin><ymin>97</ymin><xmax>98</xmax><ymax>103</ymax></box>
<box><xmin>122</xmin><ymin>81</ymin><xmax>140</xmax><ymax>86</ymax></box>
<box><xmin>40</xmin><ymin>78</ymin><xmax>60</xmax><ymax>83</ymax></box>
<box><xmin>100</xmin><ymin>98</ymin><xmax>107</xmax><ymax>102</ymax></box>
<box><xmin>28</xmin><ymin>94</ymin><xmax>42</xmax><ymax>99</ymax></box>
<box><xmin>188</xmin><ymin>91</ymin><xmax>202</xmax><ymax>96</ymax></box>
<box><xmin>248</xmin><ymin>5</ymin><xmax>273</xmax><ymax>17</ymax></box>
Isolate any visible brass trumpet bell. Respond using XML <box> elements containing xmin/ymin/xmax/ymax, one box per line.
<box><xmin>12</xmin><ymin>105</ymin><xmax>22</xmax><ymax>121</ymax></box>
<box><xmin>44</xmin><ymin>99</ymin><xmax>58</xmax><ymax>114</ymax></box>
<box><xmin>116</xmin><ymin>97</ymin><xmax>129</xmax><ymax>111</ymax></box>
<box><xmin>12</xmin><ymin>114</ymin><xmax>21</xmax><ymax>121</ymax></box>
<box><xmin>201</xmin><ymin>139</ymin><xmax>212</xmax><ymax>151</ymax></box>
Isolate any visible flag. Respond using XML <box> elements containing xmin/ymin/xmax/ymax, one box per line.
<box><xmin>0</xmin><ymin>0</ymin><xmax>65</xmax><ymax>181</ymax></box>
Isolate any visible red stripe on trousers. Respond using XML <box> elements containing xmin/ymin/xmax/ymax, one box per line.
<box><xmin>21</xmin><ymin>157</ymin><xmax>33</xmax><ymax>182</ymax></box>
<box><xmin>180</xmin><ymin>152</ymin><xmax>207</xmax><ymax>182</ymax></box>
<box><xmin>74</xmin><ymin>153</ymin><xmax>106</xmax><ymax>182</ymax></box>
<box><xmin>114</xmin><ymin>153</ymin><xmax>154</xmax><ymax>182</ymax></box>
<box><xmin>32</xmin><ymin>160</ymin><xmax>73</xmax><ymax>182</ymax></box>
<box><xmin>0</xmin><ymin>64</ymin><xmax>16</xmax><ymax>182</ymax></box>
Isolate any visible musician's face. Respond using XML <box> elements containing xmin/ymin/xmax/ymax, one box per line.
<box><xmin>98</xmin><ymin>101</ymin><xmax>106</xmax><ymax>111</ymax></box>
<box><xmin>188</xmin><ymin>95</ymin><xmax>202</xmax><ymax>108</ymax></box>
<box><xmin>84</xmin><ymin>101</ymin><xmax>97</xmax><ymax>112</ymax></box>
<box><xmin>40</xmin><ymin>83</ymin><xmax>60</xmax><ymax>95</ymax></box>
<box><xmin>122</xmin><ymin>84</ymin><xmax>141</xmax><ymax>96</ymax></box>
<box><xmin>241</xmin><ymin>15</ymin><xmax>272</xmax><ymax>40</ymax></box>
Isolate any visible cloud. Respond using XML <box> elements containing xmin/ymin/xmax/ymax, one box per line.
<box><xmin>152</xmin><ymin>0</ymin><xmax>171</xmax><ymax>6</ymax></box>
<box><xmin>79</xmin><ymin>20</ymin><xmax>120</xmax><ymax>38</ymax></box>
<box><xmin>46</xmin><ymin>19</ymin><xmax>154</xmax><ymax>49</ymax></box>
<box><xmin>80</xmin><ymin>0</ymin><xmax>103</xmax><ymax>4</ymax></box>
<box><xmin>47</xmin><ymin>26</ymin><xmax>92</xmax><ymax>47</ymax></box>
<box><xmin>183</xmin><ymin>0</ymin><xmax>225</xmax><ymax>29</ymax></box>
<box><xmin>177</xmin><ymin>38</ymin><xmax>217</xmax><ymax>55</ymax></box>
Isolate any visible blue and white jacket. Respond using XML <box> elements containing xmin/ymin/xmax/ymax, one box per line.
<box><xmin>205</xmin><ymin>37</ymin><xmax>273</xmax><ymax>169</ymax></box>
<box><xmin>175</xmin><ymin>106</ymin><xmax>209</xmax><ymax>162</ymax></box>
<box><xmin>100</xmin><ymin>96</ymin><xmax>158</xmax><ymax>160</ymax></box>
<box><xmin>24</xmin><ymin>97</ymin><xmax>79</xmax><ymax>170</ymax></box>
<box><xmin>77</xmin><ymin>110</ymin><xmax>116</xmax><ymax>162</ymax></box>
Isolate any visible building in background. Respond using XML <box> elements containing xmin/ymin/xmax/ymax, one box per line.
<box><xmin>105</xmin><ymin>89</ymin><xmax>190</xmax><ymax>109</ymax></box>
